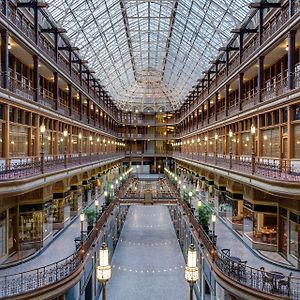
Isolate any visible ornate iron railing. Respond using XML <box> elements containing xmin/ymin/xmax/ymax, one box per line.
<box><xmin>0</xmin><ymin>252</ymin><xmax>80</xmax><ymax>298</ymax></box>
<box><xmin>166</xmin><ymin>176</ymin><xmax>300</xmax><ymax>299</ymax></box>
<box><xmin>0</xmin><ymin>178</ymin><xmax>131</xmax><ymax>298</ymax></box>
<box><xmin>0</xmin><ymin>153</ymin><xmax>124</xmax><ymax>181</ymax></box>
<box><xmin>173</xmin><ymin>152</ymin><xmax>300</xmax><ymax>182</ymax></box>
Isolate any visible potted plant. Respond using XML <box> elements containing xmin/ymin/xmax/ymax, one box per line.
<box><xmin>197</xmin><ymin>204</ymin><xmax>212</xmax><ymax>233</ymax></box>
<box><xmin>84</xmin><ymin>207</ymin><xmax>96</xmax><ymax>233</ymax></box>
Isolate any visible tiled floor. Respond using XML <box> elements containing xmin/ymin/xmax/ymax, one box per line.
<box><xmin>106</xmin><ymin>205</ymin><xmax>189</xmax><ymax>300</ymax></box>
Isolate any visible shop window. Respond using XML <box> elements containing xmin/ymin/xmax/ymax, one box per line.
<box><xmin>17</xmin><ymin>110</ymin><xmax>22</xmax><ymax>124</ymax></box>
<box><xmin>24</xmin><ymin>112</ymin><xmax>29</xmax><ymax>125</ymax></box>
<box><xmin>9</xmin><ymin>107</ymin><xmax>14</xmax><ymax>122</ymax></box>
<box><xmin>262</xmin><ymin>128</ymin><xmax>280</xmax><ymax>157</ymax></box>
<box><xmin>274</xmin><ymin>110</ymin><xmax>279</xmax><ymax>125</ymax></box>
<box><xmin>267</xmin><ymin>112</ymin><xmax>272</xmax><ymax>126</ymax></box>
<box><xmin>260</xmin><ymin>115</ymin><xmax>265</xmax><ymax>127</ymax></box>
<box><xmin>9</xmin><ymin>125</ymin><xmax>28</xmax><ymax>157</ymax></box>
<box><xmin>294</xmin><ymin>104</ymin><xmax>300</xmax><ymax>121</ymax></box>
<box><xmin>294</xmin><ymin>125</ymin><xmax>300</xmax><ymax>158</ymax></box>
<box><xmin>282</xmin><ymin>107</ymin><xmax>288</xmax><ymax>123</ymax></box>
<box><xmin>0</xmin><ymin>104</ymin><xmax>3</xmax><ymax>120</ymax></box>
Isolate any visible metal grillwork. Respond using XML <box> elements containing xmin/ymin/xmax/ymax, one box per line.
<box><xmin>0</xmin><ymin>153</ymin><xmax>124</xmax><ymax>181</ymax></box>
<box><xmin>46</xmin><ymin>0</ymin><xmax>251</xmax><ymax>112</ymax></box>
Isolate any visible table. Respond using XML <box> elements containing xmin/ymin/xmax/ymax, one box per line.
<box><xmin>267</xmin><ymin>271</ymin><xmax>285</xmax><ymax>291</ymax></box>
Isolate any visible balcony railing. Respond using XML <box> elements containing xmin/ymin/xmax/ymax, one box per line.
<box><xmin>0</xmin><ymin>179</ymin><xmax>132</xmax><ymax>299</ymax></box>
<box><xmin>0</xmin><ymin>152</ymin><xmax>124</xmax><ymax>181</ymax></box>
<box><xmin>173</xmin><ymin>152</ymin><xmax>300</xmax><ymax>182</ymax></box>
<box><xmin>167</xmin><ymin>178</ymin><xmax>300</xmax><ymax>300</ymax></box>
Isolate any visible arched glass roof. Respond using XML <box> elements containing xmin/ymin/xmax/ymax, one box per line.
<box><xmin>47</xmin><ymin>0</ymin><xmax>252</xmax><ymax>112</ymax></box>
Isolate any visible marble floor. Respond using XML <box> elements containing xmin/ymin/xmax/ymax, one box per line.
<box><xmin>106</xmin><ymin>205</ymin><xmax>189</xmax><ymax>300</ymax></box>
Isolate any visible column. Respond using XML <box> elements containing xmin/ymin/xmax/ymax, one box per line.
<box><xmin>34</xmin><ymin>5</ymin><xmax>39</xmax><ymax>45</ymax></box>
<box><xmin>2</xmin><ymin>0</ymin><xmax>7</xmax><ymax>15</ymax></box>
<box><xmin>201</xmin><ymin>104</ymin><xmax>204</xmax><ymax>127</ymax></box>
<box><xmin>207</xmin><ymin>100</ymin><xmax>210</xmax><ymax>124</ymax></box>
<box><xmin>33</xmin><ymin>55</ymin><xmax>39</xmax><ymax>102</ymax></box>
<box><xmin>68</xmin><ymin>83</ymin><xmax>72</xmax><ymax>116</ymax></box>
<box><xmin>3</xmin><ymin>104</ymin><xmax>10</xmax><ymax>164</ymax></box>
<box><xmin>79</xmin><ymin>93</ymin><xmax>83</xmax><ymax>121</ymax></box>
<box><xmin>288</xmin><ymin>30</ymin><xmax>296</xmax><ymax>90</ymax></box>
<box><xmin>239</xmin><ymin>33</ymin><xmax>243</xmax><ymax>64</ymax></box>
<box><xmin>53</xmin><ymin>72</ymin><xmax>59</xmax><ymax>110</ymax></box>
<box><xmin>258</xmin><ymin>8</ymin><xmax>264</xmax><ymax>46</ymax></box>
<box><xmin>257</xmin><ymin>56</ymin><xmax>264</xmax><ymax>103</ymax></box>
<box><xmin>214</xmin><ymin>92</ymin><xmax>218</xmax><ymax>121</ymax></box>
<box><xmin>225</xmin><ymin>84</ymin><xmax>229</xmax><ymax>117</ymax></box>
<box><xmin>54</xmin><ymin>32</ymin><xmax>58</xmax><ymax>63</ymax></box>
<box><xmin>87</xmin><ymin>99</ymin><xmax>90</xmax><ymax>124</ymax></box>
<box><xmin>287</xmin><ymin>106</ymin><xmax>293</xmax><ymax>160</ymax></box>
<box><xmin>238</xmin><ymin>73</ymin><xmax>244</xmax><ymax>111</ymax></box>
<box><xmin>34</xmin><ymin>114</ymin><xmax>40</xmax><ymax>158</ymax></box>
<box><xmin>1</xmin><ymin>29</ymin><xmax>9</xmax><ymax>89</ymax></box>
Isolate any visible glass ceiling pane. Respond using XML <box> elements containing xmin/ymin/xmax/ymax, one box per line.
<box><xmin>47</xmin><ymin>0</ymin><xmax>252</xmax><ymax>112</ymax></box>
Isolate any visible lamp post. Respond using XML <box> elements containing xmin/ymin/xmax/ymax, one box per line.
<box><xmin>185</xmin><ymin>244</ymin><xmax>199</xmax><ymax>300</ymax></box>
<box><xmin>97</xmin><ymin>242</ymin><xmax>112</xmax><ymax>300</ymax></box>
<box><xmin>80</xmin><ymin>212</ymin><xmax>85</xmax><ymax>260</ymax></box>
<box><xmin>188</xmin><ymin>191</ymin><xmax>193</xmax><ymax>208</ymax></box>
<box><xmin>89</xmin><ymin>135</ymin><xmax>93</xmax><ymax>160</ymax></box>
<box><xmin>40</xmin><ymin>124</ymin><xmax>45</xmax><ymax>174</ymax></box>
<box><xmin>229</xmin><ymin>129</ymin><xmax>233</xmax><ymax>169</ymax></box>
<box><xmin>211</xmin><ymin>214</ymin><xmax>216</xmax><ymax>244</ymax></box>
<box><xmin>251</xmin><ymin>124</ymin><xmax>256</xmax><ymax>174</ymax></box>
<box><xmin>95</xmin><ymin>199</ymin><xmax>99</xmax><ymax>216</ymax></box>
<box><xmin>204</xmin><ymin>136</ymin><xmax>208</xmax><ymax>162</ymax></box>
<box><xmin>104</xmin><ymin>190</ymin><xmax>108</xmax><ymax>208</ymax></box>
<box><xmin>78</xmin><ymin>132</ymin><xmax>82</xmax><ymax>164</ymax></box>
<box><xmin>63</xmin><ymin>129</ymin><xmax>68</xmax><ymax>168</ymax></box>
<box><xmin>214</xmin><ymin>133</ymin><xmax>218</xmax><ymax>165</ymax></box>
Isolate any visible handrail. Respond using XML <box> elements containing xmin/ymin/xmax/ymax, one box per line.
<box><xmin>0</xmin><ymin>153</ymin><xmax>125</xmax><ymax>181</ymax></box>
<box><xmin>0</xmin><ymin>252</ymin><xmax>80</xmax><ymax>298</ymax></box>
<box><xmin>173</xmin><ymin>152</ymin><xmax>300</xmax><ymax>182</ymax></box>
<box><xmin>166</xmin><ymin>176</ymin><xmax>300</xmax><ymax>299</ymax></box>
<box><xmin>0</xmin><ymin>178</ymin><xmax>132</xmax><ymax>298</ymax></box>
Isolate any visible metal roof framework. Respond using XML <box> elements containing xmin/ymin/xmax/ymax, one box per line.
<box><xmin>47</xmin><ymin>0</ymin><xmax>251</xmax><ymax>112</ymax></box>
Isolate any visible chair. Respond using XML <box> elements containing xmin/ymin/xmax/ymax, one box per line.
<box><xmin>221</xmin><ymin>248</ymin><xmax>230</xmax><ymax>257</ymax></box>
<box><xmin>278</xmin><ymin>272</ymin><xmax>292</xmax><ymax>296</ymax></box>
<box><xmin>260</xmin><ymin>267</ymin><xmax>274</xmax><ymax>291</ymax></box>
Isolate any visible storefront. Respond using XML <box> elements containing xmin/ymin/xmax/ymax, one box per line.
<box><xmin>53</xmin><ymin>191</ymin><xmax>71</xmax><ymax>229</ymax></box>
<box><xmin>0</xmin><ymin>211</ymin><xmax>7</xmax><ymax>259</ymax></box>
<box><xmin>19</xmin><ymin>201</ymin><xmax>53</xmax><ymax>250</ymax></box>
<box><xmin>215</xmin><ymin>186</ymin><xmax>226</xmax><ymax>215</ymax></box>
<box><xmin>222</xmin><ymin>192</ymin><xmax>243</xmax><ymax>231</ymax></box>
<box><xmin>288</xmin><ymin>210</ymin><xmax>300</xmax><ymax>267</ymax></box>
<box><xmin>70</xmin><ymin>185</ymin><xmax>82</xmax><ymax>216</ymax></box>
<box><xmin>243</xmin><ymin>200</ymin><xmax>278</xmax><ymax>251</ymax></box>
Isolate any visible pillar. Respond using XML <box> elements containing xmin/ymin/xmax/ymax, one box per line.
<box><xmin>3</xmin><ymin>104</ymin><xmax>9</xmax><ymax>164</ymax></box>
<box><xmin>288</xmin><ymin>30</ymin><xmax>296</xmax><ymax>90</ymax></box>
<box><xmin>53</xmin><ymin>72</ymin><xmax>59</xmax><ymax>110</ymax></box>
<box><xmin>1</xmin><ymin>29</ymin><xmax>9</xmax><ymax>89</ymax></box>
<box><xmin>33</xmin><ymin>55</ymin><xmax>39</xmax><ymax>102</ymax></box>
<box><xmin>225</xmin><ymin>84</ymin><xmax>229</xmax><ymax>117</ymax></box>
<box><xmin>257</xmin><ymin>56</ymin><xmax>264</xmax><ymax>103</ymax></box>
<box><xmin>238</xmin><ymin>73</ymin><xmax>244</xmax><ymax>111</ymax></box>
<box><xmin>68</xmin><ymin>83</ymin><xmax>72</xmax><ymax>116</ymax></box>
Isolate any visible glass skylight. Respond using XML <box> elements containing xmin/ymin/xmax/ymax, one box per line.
<box><xmin>47</xmin><ymin>0</ymin><xmax>252</xmax><ymax>112</ymax></box>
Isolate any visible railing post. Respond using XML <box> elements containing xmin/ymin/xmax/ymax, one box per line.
<box><xmin>40</xmin><ymin>152</ymin><xmax>44</xmax><ymax>174</ymax></box>
<box><xmin>64</xmin><ymin>149</ymin><xmax>67</xmax><ymax>168</ymax></box>
<box><xmin>251</xmin><ymin>153</ymin><xmax>255</xmax><ymax>174</ymax></box>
